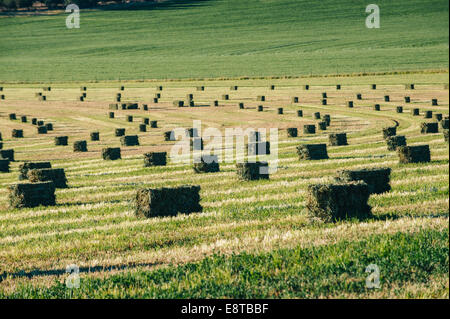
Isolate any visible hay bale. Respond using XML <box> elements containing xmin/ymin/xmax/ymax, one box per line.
<box><xmin>135</xmin><ymin>185</ymin><xmax>202</xmax><ymax>218</ymax></box>
<box><xmin>444</xmin><ymin>130</ymin><xmax>449</xmax><ymax>143</ymax></box>
<box><xmin>143</xmin><ymin>104</ymin><xmax>148</xmax><ymax>111</ymax></box>
<box><xmin>45</xmin><ymin>123</ymin><xmax>53</xmax><ymax>131</ymax></box>
<box><xmin>356</xmin><ymin>93</ymin><xmax>362</xmax><ymax>100</ymax></box>
<box><xmin>296</xmin><ymin>144</ymin><xmax>328</xmax><ymax>160</ymax></box>
<box><xmin>127</xmin><ymin>115</ymin><xmax>133</xmax><ymax>122</ymax></box>
<box><xmin>291</xmin><ymin>97</ymin><xmax>299</xmax><ymax>103</ymax></box>
<box><xmin>213</xmin><ymin>100</ymin><xmax>219</xmax><ymax>107</ymax></box>
<box><xmin>0</xmin><ymin>159</ymin><xmax>9</xmax><ymax>173</ymax></box>
<box><xmin>197</xmin><ymin>86</ymin><xmax>205</xmax><ymax>91</ymax></box>
<box><xmin>187</xmin><ymin>100</ymin><xmax>195</xmax><ymax>107</ymax></box>
<box><xmin>270</xmin><ymin>85</ymin><xmax>275</xmax><ymax>90</ymax></box>
<box><xmin>79</xmin><ymin>96</ymin><xmax>84</xmax><ymax>102</ymax></box>
<box><xmin>90</xmin><ymin>132</ymin><xmax>100</xmax><ymax>141</ymax></box>
<box><xmin>81</xmin><ymin>86</ymin><xmax>87</xmax><ymax>91</ymax></box>
<box><xmin>247</xmin><ymin>141</ymin><xmax>270</xmax><ymax>155</ymax></box>
<box><xmin>43</xmin><ymin>87</ymin><xmax>51</xmax><ymax>91</ymax></box>
<box><xmin>139</xmin><ymin>124</ymin><xmax>147</xmax><ymax>132</ymax></box>
<box><xmin>322</xmin><ymin>92</ymin><xmax>327</xmax><ymax>99</ymax></box>
<box><xmin>156</xmin><ymin>86</ymin><xmax>163</xmax><ymax>91</ymax></box>
<box><xmin>297</xmin><ymin>110</ymin><xmax>303</xmax><ymax>117</ymax></box>
<box><xmin>303</xmin><ymin>125</ymin><xmax>316</xmax><ymax>134</ymax></box>
<box><xmin>115</xmin><ymin>128</ymin><xmax>126</xmax><ymax>137</ymax></box>
<box><xmin>37</xmin><ymin>126</ymin><xmax>47</xmax><ymax>134</ymax></box>
<box><xmin>323</xmin><ymin>114</ymin><xmax>331</xmax><ymax>126</ymax></box>
<box><xmin>256</xmin><ymin>95</ymin><xmax>265</xmax><ymax>102</ymax></box>
<box><xmin>236</xmin><ymin>162</ymin><xmax>269</xmax><ymax>181</ymax></box>
<box><xmin>164</xmin><ymin>131</ymin><xmax>175</xmax><ymax>141</ymax></box>
<box><xmin>55</xmin><ymin>136</ymin><xmax>68</xmax><ymax>146</ymax></box>
<box><xmin>336</xmin><ymin>168</ymin><xmax>391</xmax><ymax>194</ymax></box>
<box><xmin>18</xmin><ymin>161</ymin><xmax>52</xmax><ymax>180</ymax></box>
<box><xmin>424</xmin><ymin>111</ymin><xmax>433</xmax><ymax>119</ymax></box>
<box><xmin>174</xmin><ymin>100</ymin><xmax>184</xmax><ymax>107</ymax></box>
<box><xmin>432</xmin><ymin>99</ymin><xmax>438</xmax><ymax>106</ymax></box>
<box><xmin>153</xmin><ymin>98</ymin><xmax>159</xmax><ymax>104</ymax></box>
<box><xmin>154</xmin><ymin>93</ymin><xmax>161</xmax><ymax>99</ymax></box>
<box><xmin>371</xmin><ymin>84</ymin><xmax>376</xmax><ymax>90</ymax></box>
<box><xmin>374</xmin><ymin>104</ymin><xmax>381</xmax><ymax>111</ymax></box>
<box><xmin>420</xmin><ymin>122</ymin><xmax>438</xmax><ymax>134</ymax></box>
<box><xmin>336</xmin><ymin>84</ymin><xmax>341</xmax><ymax>90</ymax></box>
<box><xmin>404</xmin><ymin>96</ymin><xmax>410</xmax><ymax>103</ymax></box>
<box><xmin>239</xmin><ymin>102</ymin><xmax>244</xmax><ymax>109</ymax></box>
<box><xmin>109</xmin><ymin>103</ymin><xmax>118</xmax><ymax>110</ymax></box>
<box><xmin>28</xmin><ymin>168</ymin><xmax>67</xmax><ymax>188</ymax></box>
<box><xmin>441</xmin><ymin>118</ymin><xmax>449</xmax><ymax>129</ymax></box>
<box><xmin>144</xmin><ymin>152</ymin><xmax>167</xmax><ymax>167</ymax></box>
<box><xmin>8</xmin><ymin>182</ymin><xmax>56</xmax><ymax>208</ymax></box>
<box><xmin>193</xmin><ymin>155</ymin><xmax>220</xmax><ymax>173</ymax></box>
<box><xmin>1</xmin><ymin>94</ymin><xmax>5</xmax><ymax>100</ymax></box>
<box><xmin>412</xmin><ymin>108</ymin><xmax>420</xmax><ymax>116</ymax></box>
<box><xmin>102</xmin><ymin>147</ymin><xmax>121</xmax><ymax>160</ymax></box>
<box><xmin>119</xmin><ymin>86</ymin><xmax>125</xmax><ymax>91</ymax></box>
<box><xmin>73</xmin><ymin>140</ymin><xmax>87</xmax><ymax>152</ymax></box>
<box><xmin>116</xmin><ymin>96</ymin><xmax>121</xmax><ymax>102</ymax></box>
<box><xmin>305</xmin><ymin>181</ymin><xmax>371</xmax><ymax>222</ymax></box>
<box><xmin>230</xmin><ymin>86</ymin><xmax>238</xmax><ymax>90</ymax></box>
<box><xmin>321</xmin><ymin>99</ymin><xmax>327</xmax><ymax>105</ymax></box>
<box><xmin>121</xmin><ymin>135</ymin><xmax>139</xmax><ymax>146</ymax></box>
<box><xmin>82</xmin><ymin>92</ymin><xmax>87</xmax><ymax>98</ymax></box>
<box><xmin>434</xmin><ymin>113</ymin><xmax>443</xmax><ymax>121</ymax></box>
<box><xmin>318</xmin><ymin>121</ymin><xmax>327</xmax><ymax>130</ymax></box>
<box><xmin>142</xmin><ymin>118</ymin><xmax>150</xmax><ymax>125</ymax></box>
<box><xmin>32</xmin><ymin>118</ymin><xmax>37</xmax><ymax>125</ymax></box>
<box><xmin>329</xmin><ymin>133</ymin><xmax>347</xmax><ymax>146</ymax></box>
<box><xmin>0</xmin><ymin>132</ymin><xmax>2</xmax><ymax>140</ymax></box>
<box><xmin>125</xmin><ymin>103</ymin><xmax>139</xmax><ymax>110</ymax></box>
<box><xmin>116</xmin><ymin>93</ymin><xmax>122</xmax><ymax>98</ymax></box>
<box><xmin>0</xmin><ymin>149</ymin><xmax>14</xmax><ymax>161</ymax></box>
<box><xmin>277</xmin><ymin>108</ymin><xmax>283</xmax><ymax>115</ymax></box>
<box><xmin>257</xmin><ymin>105</ymin><xmax>264</xmax><ymax>112</ymax></box>
<box><xmin>382</xmin><ymin>127</ymin><xmax>396</xmax><ymax>139</ymax></box>
<box><xmin>397</xmin><ymin>145</ymin><xmax>430</xmax><ymax>163</ymax></box>
<box><xmin>287</xmin><ymin>128</ymin><xmax>298</xmax><ymax>137</ymax></box>
<box><xmin>9</xmin><ymin>113</ymin><xmax>16</xmax><ymax>120</ymax></box>
<box><xmin>386</xmin><ymin>135</ymin><xmax>407</xmax><ymax>151</ymax></box>
<box><xmin>384</xmin><ymin>95</ymin><xmax>390</xmax><ymax>102</ymax></box>
<box><xmin>37</xmin><ymin>120</ymin><xmax>44</xmax><ymax>126</ymax></box>
<box><xmin>303</xmin><ymin>85</ymin><xmax>310</xmax><ymax>90</ymax></box>
<box><xmin>21</xmin><ymin>116</ymin><xmax>27</xmax><ymax>123</ymax></box>
<box><xmin>186</xmin><ymin>94</ymin><xmax>194</xmax><ymax>101</ymax></box>
<box><xmin>12</xmin><ymin>129</ymin><xmax>23</xmax><ymax>138</ymax></box>
<box><xmin>405</xmin><ymin>84</ymin><xmax>415</xmax><ymax>90</ymax></box>
<box><xmin>109</xmin><ymin>112</ymin><xmax>115</xmax><ymax>119</ymax></box>
<box><xmin>396</xmin><ymin>106</ymin><xmax>403</xmax><ymax>113</ymax></box>
<box><xmin>150</xmin><ymin>121</ymin><xmax>158</xmax><ymax>128</ymax></box>
<box><xmin>313</xmin><ymin>112</ymin><xmax>321</xmax><ymax>120</ymax></box>
<box><xmin>348</xmin><ymin>101</ymin><xmax>354</xmax><ymax>108</ymax></box>
<box><xmin>222</xmin><ymin>94</ymin><xmax>229</xmax><ymax>100</ymax></box>
<box><xmin>0</xmin><ymin>142</ymin><xmax>2</xmax><ymax>150</ymax></box>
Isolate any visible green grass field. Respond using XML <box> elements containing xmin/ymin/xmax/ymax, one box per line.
<box><xmin>0</xmin><ymin>0</ymin><xmax>448</xmax><ymax>82</ymax></box>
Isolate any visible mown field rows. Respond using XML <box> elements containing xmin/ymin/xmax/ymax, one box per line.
<box><xmin>0</xmin><ymin>73</ymin><xmax>448</xmax><ymax>297</ymax></box>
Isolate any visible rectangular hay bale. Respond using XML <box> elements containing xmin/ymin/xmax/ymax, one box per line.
<box><xmin>296</xmin><ymin>144</ymin><xmax>328</xmax><ymax>160</ymax></box>
<box><xmin>144</xmin><ymin>152</ymin><xmax>167</xmax><ymax>166</ymax></box>
<box><xmin>27</xmin><ymin>168</ymin><xmax>68</xmax><ymax>188</ymax></box>
<box><xmin>135</xmin><ymin>185</ymin><xmax>202</xmax><ymax>218</ymax></box>
<box><xmin>8</xmin><ymin>181</ymin><xmax>56</xmax><ymax>208</ymax></box>
<box><xmin>306</xmin><ymin>181</ymin><xmax>371</xmax><ymax>222</ymax></box>
<box><xmin>335</xmin><ymin>167</ymin><xmax>391</xmax><ymax>194</ymax></box>
<box><xmin>397</xmin><ymin>145</ymin><xmax>431</xmax><ymax>163</ymax></box>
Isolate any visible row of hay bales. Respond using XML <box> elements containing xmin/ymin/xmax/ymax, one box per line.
<box><xmin>7</xmin><ymin>113</ymin><xmax>54</xmax><ymax>136</ymax></box>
